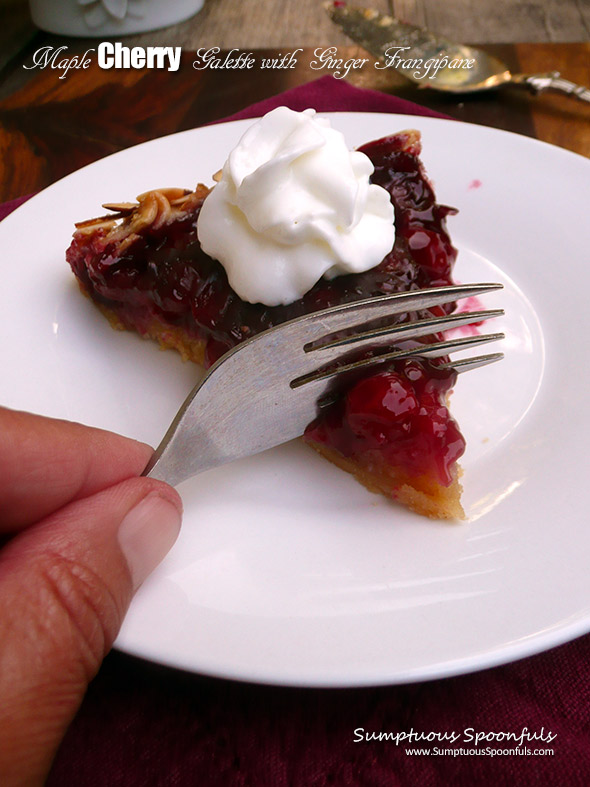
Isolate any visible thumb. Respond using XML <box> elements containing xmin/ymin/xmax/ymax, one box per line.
<box><xmin>0</xmin><ymin>476</ymin><xmax>182</xmax><ymax>786</ymax></box>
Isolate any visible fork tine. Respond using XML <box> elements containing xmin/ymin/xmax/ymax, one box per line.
<box><xmin>297</xmin><ymin>283</ymin><xmax>503</xmax><ymax>344</ymax></box>
<box><xmin>441</xmin><ymin>352</ymin><xmax>504</xmax><ymax>374</ymax></box>
<box><xmin>291</xmin><ymin>332</ymin><xmax>505</xmax><ymax>388</ymax></box>
<box><xmin>403</xmin><ymin>332</ymin><xmax>505</xmax><ymax>358</ymax></box>
<box><xmin>305</xmin><ymin>308</ymin><xmax>504</xmax><ymax>365</ymax></box>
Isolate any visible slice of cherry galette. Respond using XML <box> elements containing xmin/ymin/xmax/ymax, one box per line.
<box><xmin>67</xmin><ymin>108</ymin><xmax>467</xmax><ymax>518</ymax></box>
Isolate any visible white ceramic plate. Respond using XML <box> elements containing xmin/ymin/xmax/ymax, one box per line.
<box><xmin>1</xmin><ymin>113</ymin><xmax>588</xmax><ymax>687</ymax></box>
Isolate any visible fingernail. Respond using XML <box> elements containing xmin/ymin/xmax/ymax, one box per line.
<box><xmin>118</xmin><ymin>493</ymin><xmax>182</xmax><ymax>591</ymax></box>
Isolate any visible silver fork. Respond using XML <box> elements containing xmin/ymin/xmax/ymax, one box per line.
<box><xmin>144</xmin><ymin>283</ymin><xmax>504</xmax><ymax>486</ymax></box>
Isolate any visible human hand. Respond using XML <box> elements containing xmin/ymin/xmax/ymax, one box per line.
<box><xmin>0</xmin><ymin>407</ymin><xmax>183</xmax><ymax>786</ymax></box>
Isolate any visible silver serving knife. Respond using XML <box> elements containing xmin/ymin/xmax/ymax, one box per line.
<box><xmin>325</xmin><ymin>2</ymin><xmax>590</xmax><ymax>101</ymax></box>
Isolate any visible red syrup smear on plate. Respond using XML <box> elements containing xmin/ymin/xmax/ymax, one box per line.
<box><xmin>444</xmin><ymin>294</ymin><xmax>486</xmax><ymax>338</ymax></box>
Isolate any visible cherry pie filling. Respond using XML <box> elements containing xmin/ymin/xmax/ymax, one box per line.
<box><xmin>67</xmin><ymin>131</ymin><xmax>465</xmax><ymax>491</ymax></box>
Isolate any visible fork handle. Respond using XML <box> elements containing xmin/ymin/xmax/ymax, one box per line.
<box><xmin>142</xmin><ymin>451</ymin><xmax>183</xmax><ymax>486</ymax></box>
<box><xmin>142</xmin><ymin>435</ymin><xmax>212</xmax><ymax>487</ymax></box>
<box><xmin>142</xmin><ymin>443</ymin><xmax>212</xmax><ymax>487</ymax></box>
<box><xmin>512</xmin><ymin>71</ymin><xmax>590</xmax><ymax>103</ymax></box>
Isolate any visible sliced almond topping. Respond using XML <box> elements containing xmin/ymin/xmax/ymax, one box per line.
<box><xmin>74</xmin><ymin>184</ymin><xmax>213</xmax><ymax>242</ymax></box>
<box><xmin>75</xmin><ymin>219</ymin><xmax>118</xmax><ymax>234</ymax></box>
<box><xmin>170</xmin><ymin>195</ymin><xmax>190</xmax><ymax>207</ymax></box>
<box><xmin>75</xmin><ymin>214</ymin><xmax>119</xmax><ymax>229</ymax></box>
<box><xmin>136</xmin><ymin>187</ymin><xmax>189</xmax><ymax>202</ymax></box>
<box><xmin>152</xmin><ymin>190</ymin><xmax>174</xmax><ymax>230</ymax></box>
<box><xmin>132</xmin><ymin>192</ymin><xmax>160</xmax><ymax>231</ymax></box>
<box><xmin>117</xmin><ymin>233</ymin><xmax>142</xmax><ymax>253</ymax></box>
<box><xmin>102</xmin><ymin>202</ymin><xmax>138</xmax><ymax>214</ymax></box>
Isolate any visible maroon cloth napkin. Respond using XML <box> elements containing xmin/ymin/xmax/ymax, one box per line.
<box><xmin>0</xmin><ymin>194</ymin><xmax>32</xmax><ymax>221</ymax></box>
<box><xmin>4</xmin><ymin>76</ymin><xmax>588</xmax><ymax>786</ymax></box>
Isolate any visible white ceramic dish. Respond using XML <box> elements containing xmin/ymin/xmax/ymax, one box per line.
<box><xmin>1</xmin><ymin>113</ymin><xmax>588</xmax><ymax>687</ymax></box>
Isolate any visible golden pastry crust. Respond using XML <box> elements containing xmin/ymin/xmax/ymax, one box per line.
<box><xmin>305</xmin><ymin>442</ymin><xmax>464</xmax><ymax>520</ymax></box>
<box><xmin>77</xmin><ymin>284</ymin><xmax>207</xmax><ymax>366</ymax></box>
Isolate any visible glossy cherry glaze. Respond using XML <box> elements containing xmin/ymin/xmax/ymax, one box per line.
<box><xmin>67</xmin><ymin>131</ymin><xmax>465</xmax><ymax>485</ymax></box>
<box><xmin>305</xmin><ymin>358</ymin><xmax>464</xmax><ymax>486</ymax></box>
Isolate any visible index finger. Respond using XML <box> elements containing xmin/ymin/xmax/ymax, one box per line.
<box><xmin>0</xmin><ymin>407</ymin><xmax>153</xmax><ymax>531</ymax></box>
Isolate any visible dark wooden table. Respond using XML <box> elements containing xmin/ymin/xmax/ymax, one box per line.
<box><xmin>0</xmin><ymin>44</ymin><xmax>589</xmax><ymax>203</ymax></box>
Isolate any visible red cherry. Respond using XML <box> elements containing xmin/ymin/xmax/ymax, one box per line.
<box><xmin>406</xmin><ymin>228</ymin><xmax>453</xmax><ymax>277</ymax></box>
<box><xmin>345</xmin><ymin>372</ymin><xmax>419</xmax><ymax>445</ymax></box>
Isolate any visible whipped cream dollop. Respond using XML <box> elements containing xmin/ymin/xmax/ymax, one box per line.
<box><xmin>196</xmin><ymin>107</ymin><xmax>395</xmax><ymax>306</ymax></box>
